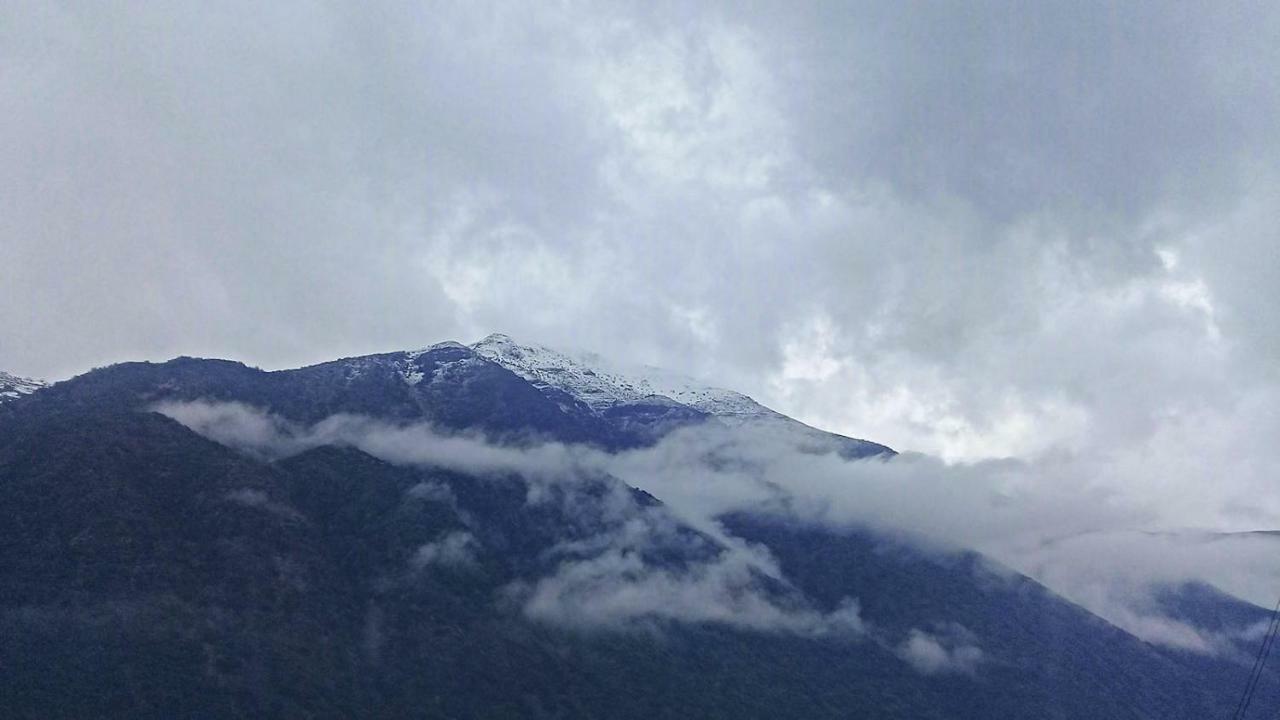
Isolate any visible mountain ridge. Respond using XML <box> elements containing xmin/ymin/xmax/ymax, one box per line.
<box><xmin>466</xmin><ymin>333</ymin><xmax>893</xmax><ymax>458</ymax></box>
<box><xmin>1</xmin><ymin>337</ymin><xmax>1274</xmax><ymax>718</ymax></box>
<box><xmin>1</xmin><ymin>334</ymin><xmax>892</xmax><ymax>457</ymax></box>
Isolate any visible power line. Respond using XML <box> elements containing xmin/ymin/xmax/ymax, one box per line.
<box><xmin>1231</xmin><ymin>594</ymin><xmax>1280</xmax><ymax>720</ymax></box>
<box><xmin>1233</xmin><ymin>598</ymin><xmax>1278</xmax><ymax>720</ymax></box>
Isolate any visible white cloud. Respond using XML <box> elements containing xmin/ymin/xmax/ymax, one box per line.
<box><xmin>518</xmin><ymin>547</ymin><xmax>864</xmax><ymax>636</ymax></box>
<box><xmin>8</xmin><ymin>5</ymin><xmax>1280</xmax><ymax>564</ymax></box>
<box><xmin>157</xmin><ymin>400</ymin><xmax>869</xmax><ymax>636</ymax></box>
<box><xmin>406</xmin><ymin>480</ymin><xmax>456</xmax><ymax>505</ymax></box>
<box><xmin>897</xmin><ymin>626</ymin><xmax>983</xmax><ymax>676</ymax></box>
<box><xmin>413</xmin><ymin>531</ymin><xmax>479</xmax><ymax>570</ymax></box>
<box><xmin>157</xmin><ymin>399</ymin><xmax>1278</xmax><ymax>651</ymax></box>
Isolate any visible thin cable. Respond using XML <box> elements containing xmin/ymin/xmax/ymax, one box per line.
<box><xmin>1232</xmin><ymin>597</ymin><xmax>1279</xmax><ymax>719</ymax></box>
<box><xmin>1240</xmin><ymin>613</ymin><xmax>1279</xmax><ymax>719</ymax></box>
<box><xmin>1235</xmin><ymin>604</ymin><xmax>1279</xmax><ymax>720</ymax></box>
<box><xmin>1234</xmin><ymin>598</ymin><xmax>1278</xmax><ymax>718</ymax></box>
<box><xmin>1242</xmin><ymin>619</ymin><xmax>1279</xmax><ymax>720</ymax></box>
<box><xmin>1232</xmin><ymin>594</ymin><xmax>1280</xmax><ymax>719</ymax></box>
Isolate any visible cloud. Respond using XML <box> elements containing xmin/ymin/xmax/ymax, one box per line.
<box><xmin>156</xmin><ymin>398</ymin><xmax>1280</xmax><ymax>650</ymax></box>
<box><xmin>602</xmin><ymin>419</ymin><xmax>1280</xmax><ymax>650</ymax></box>
<box><xmin>512</xmin><ymin>485</ymin><xmax>866</xmax><ymax>636</ymax></box>
<box><xmin>412</xmin><ymin>531</ymin><xmax>479</xmax><ymax>570</ymax></box>
<box><xmin>518</xmin><ymin>547</ymin><xmax>864</xmax><ymax>636</ymax></box>
<box><xmin>6</xmin><ymin>1</ymin><xmax>1279</xmax><ymax>462</ymax></box>
<box><xmin>157</xmin><ymin>399</ymin><xmax>867</xmax><ymax>637</ymax></box>
<box><xmin>154</xmin><ymin>400</ymin><xmax>312</xmax><ymax>459</ymax></box>
<box><xmin>1009</xmin><ymin>529</ymin><xmax>1280</xmax><ymax>654</ymax></box>
<box><xmin>9</xmin><ymin>5</ymin><xmax>1280</xmax><ymax>641</ymax></box>
<box><xmin>1089</xmin><ymin>604</ymin><xmax>1266</xmax><ymax>659</ymax></box>
<box><xmin>153</xmin><ymin>398</ymin><xmax>591</xmax><ymax>482</ymax></box>
<box><xmin>896</xmin><ymin>625</ymin><xmax>983</xmax><ymax>676</ymax></box>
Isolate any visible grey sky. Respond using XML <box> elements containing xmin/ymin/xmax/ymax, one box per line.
<box><xmin>3</xmin><ymin>0</ymin><xmax>1279</xmax><ymax>505</ymax></box>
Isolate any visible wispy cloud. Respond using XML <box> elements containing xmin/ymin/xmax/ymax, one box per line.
<box><xmin>412</xmin><ymin>531</ymin><xmax>480</xmax><ymax>570</ymax></box>
<box><xmin>517</xmin><ymin>547</ymin><xmax>864</xmax><ymax>636</ymax></box>
<box><xmin>156</xmin><ymin>398</ymin><xmax>1275</xmax><ymax>652</ymax></box>
<box><xmin>156</xmin><ymin>399</ymin><xmax>867</xmax><ymax>637</ymax></box>
<box><xmin>896</xmin><ymin>625</ymin><xmax>983</xmax><ymax>676</ymax></box>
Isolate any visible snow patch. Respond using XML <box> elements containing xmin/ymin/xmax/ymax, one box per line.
<box><xmin>410</xmin><ymin>341</ymin><xmax>468</xmax><ymax>356</ymax></box>
<box><xmin>0</xmin><ymin>371</ymin><xmax>45</xmax><ymax>403</ymax></box>
<box><xmin>398</xmin><ymin>341</ymin><xmax>475</xmax><ymax>386</ymax></box>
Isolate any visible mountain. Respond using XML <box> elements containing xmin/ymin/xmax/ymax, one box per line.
<box><xmin>0</xmin><ymin>344</ymin><xmax>619</xmax><ymax>448</ymax></box>
<box><xmin>0</xmin><ymin>337</ymin><xmax>1273</xmax><ymax>718</ymax></box>
<box><xmin>0</xmin><ymin>370</ymin><xmax>43</xmax><ymax>404</ymax></box>
<box><xmin>471</xmin><ymin>333</ymin><xmax>893</xmax><ymax>458</ymax></box>
<box><xmin>471</xmin><ymin>333</ymin><xmax>776</xmax><ymax>418</ymax></box>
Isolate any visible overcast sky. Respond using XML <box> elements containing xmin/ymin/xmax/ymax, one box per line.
<box><xmin>4</xmin><ymin>1</ymin><xmax>1279</xmax><ymax>485</ymax></box>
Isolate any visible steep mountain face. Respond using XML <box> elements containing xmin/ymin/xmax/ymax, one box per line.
<box><xmin>0</xmin><ymin>339</ymin><xmax>1272</xmax><ymax>718</ymax></box>
<box><xmin>0</xmin><ymin>370</ymin><xmax>43</xmax><ymax>404</ymax></box>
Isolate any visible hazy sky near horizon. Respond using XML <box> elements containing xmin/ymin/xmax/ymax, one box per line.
<box><xmin>4</xmin><ymin>1</ymin><xmax>1280</xmax><ymax>482</ymax></box>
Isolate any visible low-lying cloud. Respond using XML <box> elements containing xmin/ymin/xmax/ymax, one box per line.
<box><xmin>517</xmin><ymin>547</ymin><xmax>865</xmax><ymax>636</ymax></box>
<box><xmin>155</xmin><ymin>399</ymin><xmax>1276</xmax><ymax>653</ymax></box>
<box><xmin>896</xmin><ymin>625</ymin><xmax>984</xmax><ymax>676</ymax></box>
<box><xmin>156</xmin><ymin>399</ymin><xmax>867</xmax><ymax>638</ymax></box>
<box><xmin>603</xmin><ymin>420</ymin><xmax>1280</xmax><ymax>649</ymax></box>
<box><xmin>413</xmin><ymin>531</ymin><xmax>479</xmax><ymax>570</ymax></box>
<box><xmin>154</xmin><ymin>398</ymin><xmax>589</xmax><ymax>481</ymax></box>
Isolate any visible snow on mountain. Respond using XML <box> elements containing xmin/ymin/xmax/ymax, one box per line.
<box><xmin>0</xmin><ymin>370</ymin><xmax>44</xmax><ymax>403</ymax></box>
<box><xmin>471</xmin><ymin>333</ymin><xmax>776</xmax><ymax>418</ymax></box>
<box><xmin>470</xmin><ymin>334</ymin><xmax>893</xmax><ymax>458</ymax></box>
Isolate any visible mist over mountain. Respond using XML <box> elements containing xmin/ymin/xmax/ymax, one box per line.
<box><xmin>7</xmin><ymin>1</ymin><xmax>1280</xmax><ymax>716</ymax></box>
<box><xmin>2</xmin><ymin>336</ymin><xmax>1275</xmax><ymax>718</ymax></box>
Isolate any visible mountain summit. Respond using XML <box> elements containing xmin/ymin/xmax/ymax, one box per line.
<box><xmin>470</xmin><ymin>333</ymin><xmax>892</xmax><ymax>458</ymax></box>
<box><xmin>471</xmin><ymin>333</ymin><xmax>773</xmax><ymax>417</ymax></box>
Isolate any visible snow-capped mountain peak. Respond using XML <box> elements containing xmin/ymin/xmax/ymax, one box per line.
<box><xmin>471</xmin><ymin>333</ymin><xmax>773</xmax><ymax>418</ymax></box>
<box><xmin>469</xmin><ymin>334</ymin><xmax>892</xmax><ymax>458</ymax></box>
<box><xmin>0</xmin><ymin>370</ymin><xmax>45</xmax><ymax>403</ymax></box>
